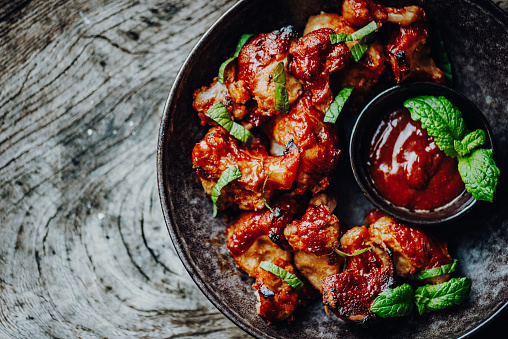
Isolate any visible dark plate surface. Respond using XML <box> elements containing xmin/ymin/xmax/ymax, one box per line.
<box><xmin>157</xmin><ymin>0</ymin><xmax>508</xmax><ymax>338</ymax></box>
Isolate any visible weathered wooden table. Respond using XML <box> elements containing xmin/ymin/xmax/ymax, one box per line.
<box><xmin>1</xmin><ymin>0</ymin><xmax>506</xmax><ymax>338</ymax></box>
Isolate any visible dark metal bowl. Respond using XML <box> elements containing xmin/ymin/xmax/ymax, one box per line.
<box><xmin>157</xmin><ymin>0</ymin><xmax>508</xmax><ymax>338</ymax></box>
<box><xmin>349</xmin><ymin>83</ymin><xmax>494</xmax><ymax>225</ymax></box>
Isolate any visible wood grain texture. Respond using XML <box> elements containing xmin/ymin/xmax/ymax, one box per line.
<box><xmin>0</xmin><ymin>0</ymin><xmax>249</xmax><ymax>337</ymax></box>
<box><xmin>0</xmin><ymin>0</ymin><xmax>507</xmax><ymax>338</ymax></box>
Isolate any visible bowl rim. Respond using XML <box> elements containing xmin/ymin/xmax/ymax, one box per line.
<box><xmin>156</xmin><ymin>0</ymin><xmax>508</xmax><ymax>337</ymax></box>
<box><xmin>349</xmin><ymin>82</ymin><xmax>496</xmax><ymax>225</ymax></box>
<box><xmin>156</xmin><ymin>1</ymin><xmax>265</xmax><ymax>338</ymax></box>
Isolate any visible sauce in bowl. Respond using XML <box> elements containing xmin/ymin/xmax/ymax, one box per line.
<box><xmin>367</xmin><ymin>108</ymin><xmax>465</xmax><ymax>211</ymax></box>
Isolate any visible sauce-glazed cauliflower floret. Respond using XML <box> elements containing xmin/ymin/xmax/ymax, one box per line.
<box><xmin>192</xmin><ymin>127</ymin><xmax>301</xmax><ymax>211</ymax></box>
<box><xmin>342</xmin><ymin>0</ymin><xmax>422</xmax><ymax>27</ymax></box>
<box><xmin>386</xmin><ymin>12</ymin><xmax>445</xmax><ymax>83</ymax></box>
<box><xmin>238</xmin><ymin>26</ymin><xmax>303</xmax><ymax>116</ymax></box>
<box><xmin>322</xmin><ymin>226</ymin><xmax>394</xmax><ymax>323</ymax></box>
<box><xmin>288</xmin><ymin>28</ymin><xmax>352</xmax><ymax>112</ymax></box>
<box><xmin>270</xmin><ymin>92</ymin><xmax>341</xmax><ymax>194</ymax></box>
<box><xmin>366</xmin><ymin>209</ymin><xmax>454</xmax><ymax>284</ymax></box>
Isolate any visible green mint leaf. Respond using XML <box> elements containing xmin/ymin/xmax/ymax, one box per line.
<box><xmin>218</xmin><ymin>57</ymin><xmax>236</xmax><ymax>84</ymax></box>
<box><xmin>211</xmin><ymin>165</ymin><xmax>242</xmax><ymax>217</ymax></box>
<box><xmin>334</xmin><ymin>246</ymin><xmax>371</xmax><ymax>258</ymax></box>
<box><xmin>262</xmin><ymin>171</ymin><xmax>274</xmax><ymax>214</ymax></box>
<box><xmin>413</xmin><ymin>260</ymin><xmax>457</xmax><ymax>280</ymax></box>
<box><xmin>206</xmin><ymin>103</ymin><xmax>234</xmax><ymax>130</ymax></box>
<box><xmin>274</xmin><ymin>61</ymin><xmax>286</xmax><ymax>84</ymax></box>
<box><xmin>324</xmin><ymin>85</ymin><xmax>354</xmax><ymax>123</ymax></box>
<box><xmin>218</xmin><ymin>33</ymin><xmax>253</xmax><ymax>83</ymax></box>
<box><xmin>330</xmin><ymin>21</ymin><xmax>378</xmax><ymax>44</ymax></box>
<box><xmin>349</xmin><ymin>21</ymin><xmax>378</xmax><ymax>41</ymax></box>
<box><xmin>259</xmin><ymin>261</ymin><xmax>303</xmax><ymax>290</ymax></box>
<box><xmin>371</xmin><ymin>284</ymin><xmax>414</xmax><ymax>318</ymax></box>
<box><xmin>350</xmin><ymin>42</ymin><xmax>369</xmax><ymax>62</ymax></box>
<box><xmin>330</xmin><ymin>34</ymin><xmax>349</xmax><ymax>44</ymax></box>
<box><xmin>458</xmin><ymin>148</ymin><xmax>500</xmax><ymax>202</ymax></box>
<box><xmin>454</xmin><ymin>129</ymin><xmax>485</xmax><ymax>157</ymax></box>
<box><xmin>274</xmin><ymin>62</ymin><xmax>290</xmax><ymax>113</ymax></box>
<box><xmin>229</xmin><ymin>122</ymin><xmax>253</xmax><ymax>146</ymax></box>
<box><xmin>432</xmin><ymin>31</ymin><xmax>453</xmax><ymax>85</ymax></box>
<box><xmin>414</xmin><ymin>277</ymin><xmax>472</xmax><ymax>315</ymax></box>
<box><xmin>206</xmin><ymin>103</ymin><xmax>252</xmax><ymax>145</ymax></box>
<box><xmin>233</xmin><ymin>33</ymin><xmax>254</xmax><ymax>57</ymax></box>
<box><xmin>404</xmin><ymin>96</ymin><xmax>465</xmax><ymax>156</ymax></box>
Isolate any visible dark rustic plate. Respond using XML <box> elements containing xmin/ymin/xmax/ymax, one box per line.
<box><xmin>157</xmin><ymin>0</ymin><xmax>508</xmax><ymax>338</ymax></box>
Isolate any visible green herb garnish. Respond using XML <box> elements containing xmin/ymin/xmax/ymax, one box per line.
<box><xmin>206</xmin><ymin>102</ymin><xmax>253</xmax><ymax>145</ymax></box>
<box><xmin>329</xmin><ymin>34</ymin><xmax>349</xmax><ymax>44</ymax></box>
<box><xmin>218</xmin><ymin>33</ymin><xmax>254</xmax><ymax>84</ymax></box>
<box><xmin>349</xmin><ymin>21</ymin><xmax>378</xmax><ymax>41</ymax></box>
<box><xmin>274</xmin><ymin>62</ymin><xmax>290</xmax><ymax>114</ymax></box>
<box><xmin>211</xmin><ymin>165</ymin><xmax>242</xmax><ymax>217</ymax></box>
<box><xmin>413</xmin><ymin>260</ymin><xmax>457</xmax><ymax>280</ymax></box>
<box><xmin>432</xmin><ymin>31</ymin><xmax>453</xmax><ymax>85</ymax></box>
<box><xmin>458</xmin><ymin>149</ymin><xmax>500</xmax><ymax>202</ymax></box>
<box><xmin>324</xmin><ymin>85</ymin><xmax>354</xmax><ymax>123</ymax></box>
<box><xmin>330</xmin><ymin>21</ymin><xmax>378</xmax><ymax>44</ymax></box>
<box><xmin>404</xmin><ymin>95</ymin><xmax>499</xmax><ymax>201</ymax></box>
<box><xmin>404</xmin><ymin>96</ymin><xmax>465</xmax><ymax>157</ymax></box>
<box><xmin>262</xmin><ymin>171</ymin><xmax>274</xmax><ymax>214</ymax></box>
<box><xmin>259</xmin><ymin>261</ymin><xmax>303</xmax><ymax>290</ymax></box>
<box><xmin>413</xmin><ymin>277</ymin><xmax>472</xmax><ymax>315</ymax></box>
<box><xmin>371</xmin><ymin>284</ymin><xmax>414</xmax><ymax>318</ymax></box>
<box><xmin>330</xmin><ymin>21</ymin><xmax>378</xmax><ymax>62</ymax></box>
<box><xmin>349</xmin><ymin>42</ymin><xmax>369</xmax><ymax>62</ymax></box>
<box><xmin>334</xmin><ymin>246</ymin><xmax>371</xmax><ymax>258</ymax></box>
<box><xmin>454</xmin><ymin>129</ymin><xmax>485</xmax><ymax>157</ymax></box>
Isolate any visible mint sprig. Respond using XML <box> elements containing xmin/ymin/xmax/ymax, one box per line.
<box><xmin>404</xmin><ymin>96</ymin><xmax>465</xmax><ymax>157</ymax></box>
<box><xmin>324</xmin><ymin>85</ymin><xmax>354</xmax><ymax>123</ymax></box>
<box><xmin>371</xmin><ymin>284</ymin><xmax>414</xmax><ymax>318</ymax></box>
<box><xmin>458</xmin><ymin>149</ymin><xmax>500</xmax><ymax>202</ymax></box>
<box><xmin>259</xmin><ymin>261</ymin><xmax>303</xmax><ymax>290</ymax></box>
<box><xmin>414</xmin><ymin>277</ymin><xmax>472</xmax><ymax>315</ymax></box>
<box><xmin>206</xmin><ymin>102</ymin><xmax>253</xmax><ymax>145</ymax></box>
<box><xmin>413</xmin><ymin>260</ymin><xmax>457</xmax><ymax>280</ymax></box>
<box><xmin>218</xmin><ymin>33</ymin><xmax>253</xmax><ymax>83</ymax></box>
<box><xmin>274</xmin><ymin>62</ymin><xmax>290</xmax><ymax>114</ymax></box>
<box><xmin>403</xmin><ymin>95</ymin><xmax>499</xmax><ymax>202</ymax></box>
<box><xmin>454</xmin><ymin>129</ymin><xmax>485</xmax><ymax>157</ymax></box>
<box><xmin>211</xmin><ymin>165</ymin><xmax>242</xmax><ymax>217</ymax></box>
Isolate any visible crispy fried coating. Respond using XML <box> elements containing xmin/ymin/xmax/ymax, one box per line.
<box><xmin>304</xmin><ymin>12</ymin><xmax>356</xmax><ymax>36</ymax></box>
<box><xmin>288</xmin><ymin>28</ymin><xmax>352</xmax><ymax>112</ymax></box>
<box><xmin>270</xmin><ymin>93</ymin><xmax>341</xmax><ymax>194</ymax></box>
<box><xmin>227</xmin><ymin>198</ymin><xmax>300</xmax><ymax>258</ymax></box>
<box><xmin>322</xmin><ymin>226</ymin><xmax>394</xmax><ymax>322</ymax></box>
<box><xmin>192</xmin><ymin>64</ymin><xmax>250</xmax><ymax>126</ymax></box>
<box><xmin>386</xmin><ymin>11</ymin><xmax>445</xmax><ymax>83</ymax></box>
<box><xmin>238</xmin><ymin>26</ymin><xmax>303</xmax><ymax>116</ymax></box>
<box><xmin>192</xmin><ymin>127</ymin><xmax>301</xmax><ymax>211</ymax></box>
<box><xmin>366</xmin><ymin>209</ymin><xmax>453</xmax><ymax>284</ymax></box>
<box><xmin>284</xmin><ymin>205</ymin><xmax>340</xmax><ymax>256</ymax></box>
<box><xmin>342</xmin><ymin>0</ymin><xmax>422</xmax><ymax>27</ymax></box>
<box><xmin>253</xmin><ymin>258</ymin><xmax>315</xmax><ymax>324</ymax></box>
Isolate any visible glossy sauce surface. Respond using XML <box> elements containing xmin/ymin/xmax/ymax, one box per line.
<box><xmin>367</xmin><ymin>108</ymin><xmax>465</xmax><ymax>210</ymax></box>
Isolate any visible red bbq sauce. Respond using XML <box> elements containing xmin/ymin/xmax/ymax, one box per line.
<box><xmin>367</xmin><ymin>108</ymin><xmax>465</xmax><ymax>210</ymax></box>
